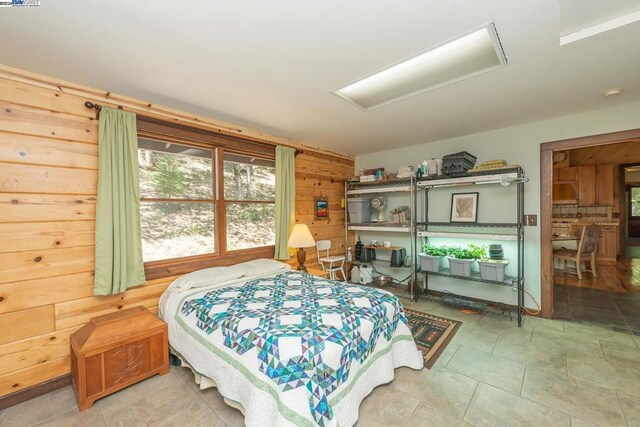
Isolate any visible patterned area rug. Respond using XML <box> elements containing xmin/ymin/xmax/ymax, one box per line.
<box><xmin>404</xmin><ymin>308</ymin><xmax>462</xmax><ymax>368</ymax></box>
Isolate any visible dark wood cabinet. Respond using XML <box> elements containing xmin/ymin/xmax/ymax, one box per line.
<box><xmin>70</xmin><ymin>306</ymin><xmax>169</xmax><ymax>411</ymax></box>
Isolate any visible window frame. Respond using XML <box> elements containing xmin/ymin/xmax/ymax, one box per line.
<box><xmin>221</xmin><ymin>151</ymin><xmax>276</xmax><ymax>252</ymax></box>
<box><xmin>629</xmin><ymin>185</ymin><xmax>640</xmax><ymax>219</ymax></box>
<box><xmin>137</xmin><ymin>117</ymin><xmax>276</xmax><ymax>278</ymax></box>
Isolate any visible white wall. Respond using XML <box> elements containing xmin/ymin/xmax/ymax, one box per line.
<box><xmin>355</xmin><ymin>100</ymin><xmax>640</xmax><ymax>309</ymax></box>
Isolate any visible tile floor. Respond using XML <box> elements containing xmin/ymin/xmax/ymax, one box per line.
<box><xmin>2</xmin><ymin>297</ymin><xmax>640</xmax><ymax>427</ymax></box>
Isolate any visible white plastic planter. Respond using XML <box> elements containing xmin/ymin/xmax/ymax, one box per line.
<box><xmin>447</xmin><ymin>258</ymin><xmax>474</xmax><ymax>277</ymax></box>
<box><xmin>419</xmin><ymin>253</ymin><xmax>443</xmax><ymax>272</ymax></box>
<box><xmin>477</xmin><ymin>259</ymin><xmax>510</xmax><ymax>282</ymax></box>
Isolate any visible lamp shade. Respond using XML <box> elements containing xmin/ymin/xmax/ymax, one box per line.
<box><xmin>287</xmin><ymin>224</ymin><xmax>315</xmax><ymax>248</ymax></box>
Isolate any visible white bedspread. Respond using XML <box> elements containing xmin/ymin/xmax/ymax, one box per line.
<box><xmin>160</xmin><ymin>270</ymin><xmax>422</xmax><ymax>427</ymax></box>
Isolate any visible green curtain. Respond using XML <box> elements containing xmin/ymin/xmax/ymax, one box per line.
<box><xmin>94</xmin><ymin>107</ymin><xmax>146</xmax><ymax>295</ymax></box>
<box><xmin>274</xmin><ymin>146</ymin><xmax>296</xmax><ymax>260</ymax></box>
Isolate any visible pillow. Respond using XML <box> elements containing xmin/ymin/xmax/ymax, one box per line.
<box><xmin>172</xmin><ymin>264</ymin><xmax>246</xmax><ymax>292</ymax></box>
<box><xmin>235</xmin><ymin>258</ymin><xmax>291</xmax><ymax>276</ymax></box>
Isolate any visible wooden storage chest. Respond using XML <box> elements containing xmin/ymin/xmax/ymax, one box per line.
<box><xmin>70</xmin><ymin>306</ymin><xmax>169</xmax><ymax>411</ymax></box>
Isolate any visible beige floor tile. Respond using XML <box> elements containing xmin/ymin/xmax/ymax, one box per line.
<box><xmin>524</xmin><ymin>315</ymin><xmax>565</xmax><ymax>332</ymax></box>
<box><xmin>102</xmin><ymin>382</ymin><xmax>211</xmax><ymax>427</ymax></box>
<box><xmin>187</xmin><ymin>381</ymin><xmax>245</xmax><ymax>427</ymax></box>
<box><xmin>187</xmin><ymin>412</ymin><xmax>227</xmax><ymax>427</ymax></box>
<box><xmin>464</xmin><ymin>383</ymin><xmax>570</xmax><ymax>427</ymax></box>
<box><xmin>0</xmin><ymin>386</ymin><xmax>77</xmax><ymax>427</ymax></box>
<box><xmin>355</xmin><ymin>384</ymin><xmax>419</xmax><ymax>426</ymax></box>
<box><xmin>432</xmin><ymin>342</ymin><xmax>460</xmax><ymax>368</ymax></box>
<box><xmin>389</xmin><ymin>366</ymin><xmax>478</xmax><ymax>419</ymax></box>
<box><xmin>570</xmin><ymin>416</ymin><xmax>599</xmax><ymax>427</ymax></box>
<box><xmin>492</xmin><ymin>335</ymin><xmax>568</xmax><ymax>375</ymax></box>
<box><xmin>36</xmin><ymin>406</ymin><xmax>106</xmax><ymax>427</ymax></box>
<box><xmin>521</xmin><ymin>368</ymin><xmax>625</xmax><ymax>426</ymax></box>
<box><xmin>601</xmin><ymin>339</ymin><xmax>640</xmax><ymax>368</ymax></box>
<box><xmin>97</xmin><ymin>369</ymin><xmax>185</xmax><ymax>416</ymax></box>
<box><xmin>618</xmin><ymin>393</ymin><xmax>640</xmax><ymax>427</ymax></box>
<box><xmin>474</xmin><ymin>314</ymin><xmax>534</xmax><ymax>339</ymax></box>
<box><xmin>567</xmin><ymin>352</ymin><xmax>640</xmax><ymax>400</ymax></box>
<box><xmin>531</xmin><ymin>327</ymin><xmax>604</xmax><ymax>359</ymax></box>
<box><xmin>449</xmin><ymin>323</ymin><xmax>499</xmax><ymax>353</ymax></box>
<box><xmin>446</xmin><ymin>345</ymin><xmax>525</xmax><ymax>394</ymax></box>
<box><xmin>404</xmin><ymin>403</ymin><xmax>470</xmax><ymax>427</ymax></box>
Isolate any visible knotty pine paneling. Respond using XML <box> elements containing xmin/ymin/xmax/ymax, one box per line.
<box><xmin>0</xmin><ymin>163</ymin><xmax>98</xmax><ymax>194</ymax></box>
<box><xmin>0</xmin><ymin>102</ymin><xmax>97</xmax><ymax>143</ymax></box>
<box><xmin>0</xmin><ymin>306</ymin><xmax>54</xmax><ymax>345</ymax></box>
<box><xmin>0</xmin><ymin>327</ymin><xmax>78</xmax><ymax>376</ymax></box>
<box><xmin>0</xmin><ymin>221</ymin><xmax>95</xmax><ymax>254</ymax></box>
<box><xmin>0</xmin><ymin>132</ymin><xmax>98</xmax><ymax>169</ymax></box>
<box><xmin>0</xmin><ymin>272</ymin><xmax>95</xmax><ymax>314</ymax></box>
<box><xmin>0</xmin><ymin>356</ymin><xmax>70</xmax><ymax>397</ymax></box>
<box><xmin>0</xmin><ymin>70</ymin><xmax>353</xmax><ymax>400</ymax></box>
<box><xmin>0</xmin><ymin>193</ymin><xmax>96</xmax><ymax>223</ymax></box>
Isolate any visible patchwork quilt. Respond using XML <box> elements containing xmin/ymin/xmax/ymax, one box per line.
<box><xmin>164</xmin><ymin>270</ymin><xmax>423</xmax><ymax>427</ymax></box>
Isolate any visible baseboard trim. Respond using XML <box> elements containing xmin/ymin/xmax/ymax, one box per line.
<box><xmin>0</xmin><ymin>374</ymin><xmax>72</xmax><ymax>410</ymax></box>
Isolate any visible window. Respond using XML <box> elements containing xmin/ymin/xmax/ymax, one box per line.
<box><xmin>630</xmin><ymin>187</ymin><xmax>640</xmax><ymax>218</ymax></box>
<box><xmin>138</xmin><ymin>138</ymin><xmax>215</xmax><ymax>262</ymax></box>
<box><xmin>223</xmin><ymin>153</ymin><xmax>276</xmax><ymax>251</ymax></box>
<box><xmin>136</xmin><ymin>121</ymin><xmax>277</xmax><ymax>266</ymax></box>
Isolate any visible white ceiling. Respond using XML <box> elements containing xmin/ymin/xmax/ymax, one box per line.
<box><xmin>1</xmin><ymin>0</ymin><xmax>640</xmax><ymax>155</ymax></box>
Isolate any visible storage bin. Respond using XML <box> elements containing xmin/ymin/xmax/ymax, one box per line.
<box><xmin>347</xmin><ymin>198</ymin><xmax>371</xmax><ymax>223</ymax></box>
<box><xmin>447</xmin><ymin>258</ymin><xmax>474</xmax><ymax>277</ymax></box>
<box><xmin>419</xmin><ymin>253</ymin><xmax>443</xmax><ymax>272</ymax></box>
<box><xmin>477</xmin><ymin>260</ymin><xmax>510</xmax><ymax>282</ymax></box>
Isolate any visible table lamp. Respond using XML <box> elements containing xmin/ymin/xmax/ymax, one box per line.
<box><xmin>288</xmin><ymin>224</ymin><xmax>315</xmax><ymax>271</ymax></box>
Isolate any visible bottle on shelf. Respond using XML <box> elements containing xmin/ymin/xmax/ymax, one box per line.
<box><xmin>355</xmin><ymin>235</ymin><xmax>363</xmax><ymax>261</ymax></box>
<box><xmin>421</xmin><ymin>160</ymin><xmax>428</xmax><ymax>175</ymax></box>
<box><xmin>347</xmin><ymin>247</ymin><xmax>353</xmax><ymax>262</ymax></box>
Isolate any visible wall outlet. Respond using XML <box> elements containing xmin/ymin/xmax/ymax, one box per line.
<box><xmin>524</xmin><ymin>214</ymin><xmax>537</xmax><ymax>226</ymax></box>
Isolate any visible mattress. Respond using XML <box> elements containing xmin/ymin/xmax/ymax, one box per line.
<box><xmin>160</xmin><ymin>269</ymin><xmax>422</xmax><ymax>427</ymax></box>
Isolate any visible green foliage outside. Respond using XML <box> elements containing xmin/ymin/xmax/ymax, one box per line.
<box><xmin>138</xmin><ymin>149</ymin><xmax>276</xmax><ymax>261</ymax></box>
<box><xmin>632</xmin><ymin>188</ymin><xmax>640</xmax><ymax>217</ymax></box>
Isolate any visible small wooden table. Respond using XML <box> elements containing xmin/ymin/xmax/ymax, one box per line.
<box><xmin>70</xmin><ymin>306</ymin><xmax>169</xmax><ymax>411</ymax></box>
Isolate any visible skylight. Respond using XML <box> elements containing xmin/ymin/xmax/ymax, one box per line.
<box><xmin>334</xmin><ymin>23</ymin><xmax>507</xmax><ymax>110</ymax></box>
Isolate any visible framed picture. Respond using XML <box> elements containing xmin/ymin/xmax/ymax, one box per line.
<box><xmin>315</xmin><ymin>197</ymin><xmax>329</xmax><ymax>220</ymax></box>
<box><xmin>450</xmin><ymin>192</ymin><xmax>479</xmax><ymax>223</ymax></box>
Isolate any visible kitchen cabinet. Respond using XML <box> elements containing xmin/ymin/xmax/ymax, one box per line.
<box><xmin>577</xmin><ymin>166</ymin><xmax>596</xmax><ymax>206</ymax></box>
<box><xmin>553</xmin><ymin>167</ymin><xmax>576</xmax><ymax>183</ymax></box>
<box><xmin>595</xmin><ymin>164</ymin><xmax>619</xmax><ymax>211</ymax></box>
<box><xmin>596</xmin><ymin>225</ymin><xmax>618</xmax><ymax>265</ymax></box>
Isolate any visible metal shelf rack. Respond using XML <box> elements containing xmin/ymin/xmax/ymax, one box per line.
<box><xmin>416</xmin><ymin>167</ymin><xmax>527</xmax><ymax>326</ymax></box>
<box><xmin>344</xmin><ymin>176</ymin><xmax>417</xmax><ymax>301</ymax></box>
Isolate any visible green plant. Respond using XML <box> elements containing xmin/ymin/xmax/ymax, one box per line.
<box><xmin>448</xmin><ymin>243</ymin><xmax>487</xmax><ymax>260</ymax></box>
<box><xmin>423</xmin><ymin>244</ymin><xmax>448</xmax><ymax>257</ymax></box>
<box><xmin>468</xmin><ymin>242</ymin><xmax>487</xmax><ymax>260</ymax></box>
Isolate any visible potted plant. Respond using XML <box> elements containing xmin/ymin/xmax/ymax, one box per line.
<box><xmin>477</xmin><ymin>258</ymin><xmax>510</xmax><ymax>282</ymax></box>
<box><xmin>447</xmin><ymin>243</ymin><xmax>486</xmax><ymax>277</ymax></box>
<box><xmin>419</xmin><ymin>244</ymin><xmax>448</xmax><ymax>272</ymax></box>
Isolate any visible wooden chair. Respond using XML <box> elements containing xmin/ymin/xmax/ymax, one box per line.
<box><xmin>553</xmin><ymin>224</ymin><xmax>600</xmax><ymax>279</ymax></box>
<box><xmin>316</xmin><ymin>240</ymin><xmax>346</xmax><ymax>281</ymax></box>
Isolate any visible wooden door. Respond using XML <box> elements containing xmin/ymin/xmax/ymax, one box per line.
<box><xmin>577</xmin><ymin>166</ymin><xmax>596</xmax><ymax>206</ymax></box>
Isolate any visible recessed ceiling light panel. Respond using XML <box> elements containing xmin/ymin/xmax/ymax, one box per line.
<box><xmin>334</xmin><ymin>22</ymin><xmax>507</xmax><ymax>110</ymax></box>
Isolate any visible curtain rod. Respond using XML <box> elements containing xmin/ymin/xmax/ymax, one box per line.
<box><xmin>85</xmin><ymin>100</ymin><xmax>301</xmax><ymax>156</ymax></box>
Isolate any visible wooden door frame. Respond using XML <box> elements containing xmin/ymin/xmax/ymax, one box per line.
<box><xmin>540</xmin><ymin>128</ymin><xmax>640</xmax><ymax>318</ymax></box>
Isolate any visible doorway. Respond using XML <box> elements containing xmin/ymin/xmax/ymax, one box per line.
<box><xmin>540</xmin><ymin>129</ymin><xmax>640</xmax><ymax>332</ymax></box>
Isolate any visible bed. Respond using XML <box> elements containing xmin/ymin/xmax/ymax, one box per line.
<box><xmin>159</xmin><ymin>259</ymin><xmax>423</xmax><ymax>427</ymax></box>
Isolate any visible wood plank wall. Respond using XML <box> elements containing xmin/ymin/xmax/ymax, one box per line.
<box><xmin>0</xmin><ymin>73</ymin><xmax>354</xmax><ymax>399</ymax></box>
